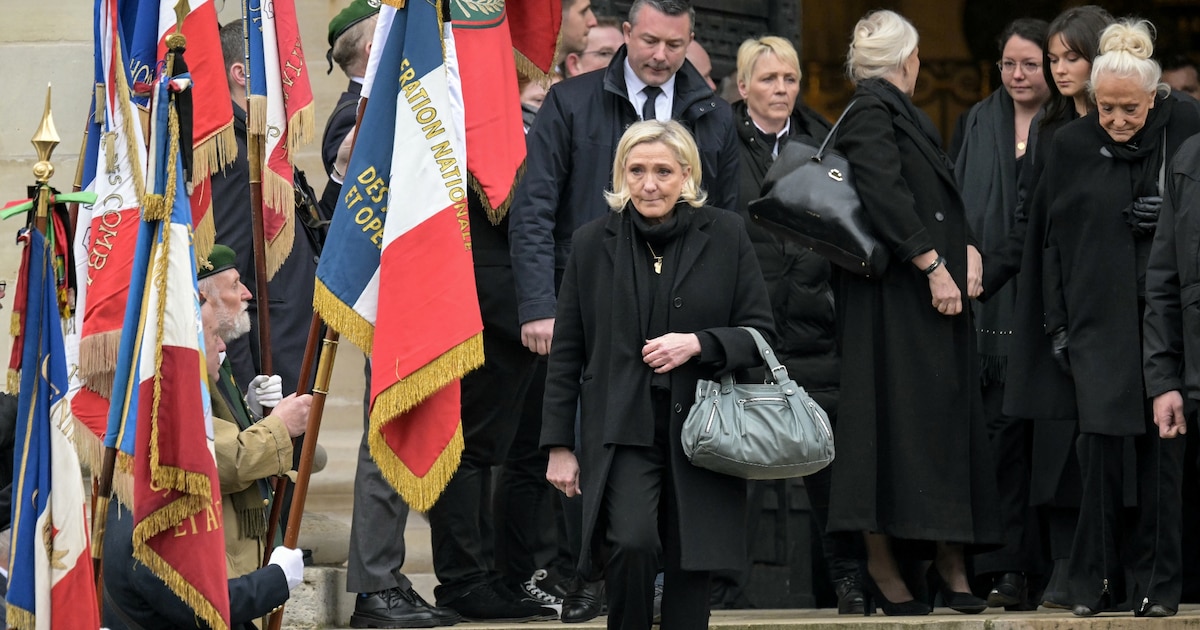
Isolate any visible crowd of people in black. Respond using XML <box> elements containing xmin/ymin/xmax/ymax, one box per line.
<box><xmin>79</xmin><ymin>0</ymin><xmax>1200</xmax><ymax>627</ymax></box>
<box><xmin>331</xmin><ymin>0</ymin><xmax>1200</xmax><ymax>628</ymax></box>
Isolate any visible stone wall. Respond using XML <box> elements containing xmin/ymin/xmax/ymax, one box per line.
<box><xmin>0</xmin><ymin>0</ymin><xmax>354</xmax><ymax>378</ymax></box>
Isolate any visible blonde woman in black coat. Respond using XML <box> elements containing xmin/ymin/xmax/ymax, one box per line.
<box><xmin>542</xmin><ymin>120</ymin><xmax>774</xmax><ymax>630</ymax></box>
<box><xmin>827</xmin><ymin>9</ymin><xmax>1001</xmax><ymax>616</ymax></box>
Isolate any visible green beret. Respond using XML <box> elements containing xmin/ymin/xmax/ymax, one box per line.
<box><xmin>328</xmin><ymin>0</ymin><xmax>381</xmax><ymax>48</ymax></box>
<box><xmin>198</xmin><ymin>244</ymin><xmax>237</xmax><ymax>280</ymax></box>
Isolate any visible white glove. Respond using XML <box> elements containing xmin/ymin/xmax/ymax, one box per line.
<box><xmin>247</xmin><ymin>374</ymin><xmax>283</xmax><ymax>417</ymax></box>
<box><xmin>268</xmin><ymin>546</ymin><xmax>304</xmax><ymax>591</ymax></box>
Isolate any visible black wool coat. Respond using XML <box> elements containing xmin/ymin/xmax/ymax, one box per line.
<box><xmin>1039</xmin><ymin>96</ymin><xmax>1200</xmax><ymax>436</ymax></box>
<box><xmin>508</xmin><ymin>46</ymin><xmax>739</xmax><ymax>326</ymax></box>
<box><xmin>826</xmin><ymin>82</ymin><xmax>1000</xmax><ymax>545</ymax></box>
<box><xmin>211</xmin><ymin>105</ymin><xmax>322</xmax><ymax>395</ymax></box>
<box><xmin>540</xmin><ymin>206</ymin><xmax>774</xmax><ymax>573</ymax></box>
<box><xmin>1145</xmin><ymin>134</ymin><xmax>1200</xmax><ymax>405</ymax></box>
<box><xmin>732</xmin><ymin>100</ymin><xmax>839</xmax><ymax>406</ymax></box>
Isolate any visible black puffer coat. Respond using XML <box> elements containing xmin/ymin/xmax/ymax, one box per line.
<box><xmin>733</xmin><ymin>100</ymin><xmax>838</xmax><ymax>406</ymax></box>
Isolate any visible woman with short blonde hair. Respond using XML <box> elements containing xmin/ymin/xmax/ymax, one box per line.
<box><xmin>545</xmin><ymin>120</ymin><xmax>773</xmax><ymax>629</ymax></box>
<box><xmin>604</xmin><ymin>120</ymin><xmax>707</xmax><ymax>210</ymax></box>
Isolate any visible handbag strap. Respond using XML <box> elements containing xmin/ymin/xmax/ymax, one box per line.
<box><xmin>813</xmin><ymin>99</ymin><xmax>858</xmax><ymax>161</ymax></box>
<box><xmin>739</xmin><ymin>327</ymin><xmax>790</xmax><ymax>384</ymax></box>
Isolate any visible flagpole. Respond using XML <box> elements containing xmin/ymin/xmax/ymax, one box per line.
<box><xmin>260</xmin><ymin>312</ymin><xmax>321</xmax><ymax>568</ymax></box>
<box><xmin>241</xmin><ymin>0</ymin><xmax>274</xmax><ymax>381</ymax></box>
<box><xmin>265</xmin><ymin>328</ymin><xmax>340</xmax><ymax>630</ymax></box>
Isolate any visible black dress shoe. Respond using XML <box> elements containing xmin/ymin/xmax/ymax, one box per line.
<box><xmin>986</xmin><ymin>572</ymin><xmax>1026</xmax><ymax>609</ymax></box>
<box><xmin>561</xmin><ymin>579</ymin><xmax>606</xmax><ymax>623</ymax></box>
<box><xmin>441</xmin><ymin>583</ymin><xmax>556</xmax><ymax>623</ymax></box>
<box><xmin>925</xmin><ymin>567</ymin><xmax>986</xmax><ymax>614</ymax></box>
<box><xmin>351</xmin><ymin>586</ymin><xmax>458</xmax><ymax>628</ymax></box>
<box><xmin>833</xmin><ymin>575</ymin><xmax>865</xmax><ymax>615</ymax></box>
<box><xmin>1135</xmin><ymin>600</ymin><xmax>1177</xmax><ymax>617</ymax></box>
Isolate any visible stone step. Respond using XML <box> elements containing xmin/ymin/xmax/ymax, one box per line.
<box><xmin>278</xmin><ymin>579</ymin><xmax>1200</xmax><ymax>630</ymax></box>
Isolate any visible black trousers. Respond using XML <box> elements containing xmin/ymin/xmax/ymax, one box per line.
<box><xmin>602</xmin><ymin>392</ymin><xmax>709</xmax><ymax>630</ymax></box>
<box><xmin>493</xmin><ymin>358</ymin><xmax>561</xmax><ymax>583</ymax></box>
<box><xmin>974</xmin><ymin>381</ymin><xmax>1043</xmax><ymax>576</ymax></box>
<box><xmin>429</xmin><ymin>331</ymin><xmax>539</xmax><ymax>602</ymax></box>
<box><xmin>1066</xmin><ymin>415</ymin><xmax>1186</xmax><ymax>611</ymax></box>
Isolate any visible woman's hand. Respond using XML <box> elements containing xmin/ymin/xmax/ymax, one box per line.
<box><xmin>547</xmin><ymin>447</ymin><xmax>581</xmax><ymax>497</ymax></box>
<box><xmin>642</xmin><ymin>333</ymin><xmax>701</xmax><ymax>373</ymax></box>
<box><xmin>929</xmin><ymin>266</ymin><xmax>962</xmax><ymax>315</ymax></box>
<box><xmin>966</xmin><ymin>245</ymin><xmax>983</xmax><ymax>299</ymax></box>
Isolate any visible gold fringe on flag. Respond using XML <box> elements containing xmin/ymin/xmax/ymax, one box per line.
<box><xmin>191</xmin><ymin>122</ymin><xmax>236</xmax><ymax>184</ymax></box>
<box><xmin>80</xmin><ymin>330</ymin><xmax>122</xmax><ymax>398</ymax></box>
<box><xmin>132</xmin><ymin>500</ymin><xmax>227</xmax><ymax>630</ymax></box>
<box><xmin>368</xmin><ymin>333</ymin><xmax>483</xmax><ymax>511</ymax></box>
<box><xmin>7</xmin><ymin>606</ymin><xmax>35</xmax><ymax>630</ymax></box>
<box><xmin>470</xmin><ymin>160</ymin><xmax>527</xmax><ymax>226</ymax></box>
<box><xmin>381</xmin><ymin>0</ymin><xmax>407</xmax><ymax>8</ymax></box>
<box><xmin>112</xmin><ymin>452</ymin><xmax>135</xmax><ymax>511</ymax></box>
<box><xmin>193</xmin><ymin>205</ymin><xmax>215</xmax><ymax>261</ymax></box>
<box><xmin>265</xmin><ymin>208</ymin><xmax>295</xmax><ymax>280</ymax></box>
<box><xmin>262</xmin><ymin>167</ymin><xmax>296</xmax><ymax>216</ymax></box>
<box><xmin>142</xmin><ymin>194</ymin><xmax>170</xmax><ymax>221</ymax></box>
<box><xmin>286</xmin><ymin>102</ymin><xmax>315</xmax><ymax>156</ymax></box>
<box><xmin>312</xmin><ymin>278</ymin><xmax>375</xmax><ymax>354</ymax></box>
<box><xmin>247</xmin><ymin>95</ymin><xmax>268</xmax><ymax>137</ymax></box>
<box><xmin>6</xmin><ymin>369</ymin><xmax>18</xmax><ymax>395</ymax></box>
<box><xmin>9</xmin><ymin>310</ymin><xmax>19</xmax><ymax>338</ymax></box>
<box><xmin>514</xmin><ymin>51</ymin><xmax>553</xmax><ymax>88</ymax></box>
<box><xmin>371</xmin><ymin>420</ymin><xmax>463</xmax><ymax>513</ymax></box>
<box><xmin>68</xmin><ymin>416</ymin><xmax>106</xmax><ymax>475</ymax></box>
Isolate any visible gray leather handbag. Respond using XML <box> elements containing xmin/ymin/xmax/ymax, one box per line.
<box><xmin>681</xmin><ymin>327</ymin><xmax>835</xmax><ymax>480</ymax></box>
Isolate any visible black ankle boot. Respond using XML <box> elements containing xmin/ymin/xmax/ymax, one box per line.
<box><xmin>833</xmin><ymin>574</ymin><xmax>865</xmax><ymax>615</ymax></box>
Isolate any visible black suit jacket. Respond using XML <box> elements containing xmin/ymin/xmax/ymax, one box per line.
<box><xmin>508</xmin><ymin>46</ymin><xmax>740</xmax><ymax>326</ymax></box>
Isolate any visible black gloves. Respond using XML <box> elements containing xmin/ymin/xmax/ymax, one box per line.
<box><xmin>1122</xmin><ymin>195</ymin><xmax>1161</xmax><ymax>236</ymax></box>
<box><xmin>1049</xmin><ymin>327</ymin><xmax>1070</xmax><ymax>374</ymax></box>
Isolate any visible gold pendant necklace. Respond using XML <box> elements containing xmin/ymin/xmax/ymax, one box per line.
<box><xmin>1016</xmin><ymin>137</ymin><xmax>1027</xmax><ymax>152</ymax></box>
<box><xmin>646</xmin><ymin>242</ymin><xmax>663</xmax><ymax>274</ymax></box>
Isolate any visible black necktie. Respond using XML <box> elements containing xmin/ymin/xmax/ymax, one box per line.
<box><xmin>642</xmin><ymin>86</ymin><xmax>663</xmax><ymax>122</ymax></box>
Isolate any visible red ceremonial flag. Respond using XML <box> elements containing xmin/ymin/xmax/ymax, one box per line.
<box><xmin>104</xmin><ymin>45</ymin><xmax>231</xmax><ymax>628</ymax></box>
<box><xmin>245</xmin><ymin>0</ymin><xmax>314</xmax><ymax>277</ymax></box>
<box><xmin>508</xmin><ymin>0</ymin><xmax>562</xmax><ymax>79</ymax></box>
<box><xmin>451</xmin><ymin>0</ymin><xmax>526</xmax><ymax>224</ymax></box>
<box><xmin>154</xmin><ymin>0</ymin><xmax>234</xmax><ymax>258</ymax></box>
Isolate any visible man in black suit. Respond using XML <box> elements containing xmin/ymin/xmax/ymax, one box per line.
<box><xmin>319</xmin><ymin>0</ymin><xmax>379</xmax><ymax>217</ymax></box>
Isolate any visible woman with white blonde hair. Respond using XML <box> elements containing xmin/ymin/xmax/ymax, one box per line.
<box><xmin>824</xmin><ymin>9</ymin><xmax>1002</xmax><ymax>616</ymax></box>
<box><xmin>542</xmin><ymin>120</ymin><xmax>774</xmax><ymax>629</ymax></box>
<box><xmin>1033</xmin><ymin>17</ymin><xmax>1200</xmax><ymax>617</ymax></box>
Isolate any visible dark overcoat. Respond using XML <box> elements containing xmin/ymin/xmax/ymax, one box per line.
<box><xmin>540</xmin><ymin>206</ymin><xmax>774</xmax><ymax>573</ymax></box>
<box><xmin>508</xmin><ymin>46</ymin><xmax>739</xmax><ymax>326</ymax></box>
<box><xmin>733</xmin><ymin>100</ymin><xmax>839</xmax><ymax>405</ymax></box>
<box><xmin>1145</xmin><ymin>134</ymin><xmax>1200</xmax><ymax>405</ymax></box>
<box><xmin>826</xmin><ymin>82</ymin><xmax>1000</xmax><ymax>545</ymax></box>
<box><xmin>211</xmin><ymin>105</ymin><xmax>321</xmax><ymax>395</ymax></box>
<box><xmin>1039</xmin><ymin>97</ymin><xmax>1200</xmax><ymax>436</ymax></box>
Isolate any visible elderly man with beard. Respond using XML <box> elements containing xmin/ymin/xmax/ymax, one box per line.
<box><xmin>198</xmin><ymin>244</ymin><xmax>312</xmax><ymax>579</ymax></box>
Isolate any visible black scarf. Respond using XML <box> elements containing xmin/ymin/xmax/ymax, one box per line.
<box><xmin>607</xmin><ymin>204</ymin><xmax>691</xmax><ymax>445</ymax></box>
<box><xmin>954</xmin><ymin>89</ymin><xmax>1019</xmax><ymax>380</ymax></box>
<box><xmin>1091</xmin><ymin>94</ymin><xmax>1172</xmax><ymax>199</ymax></box>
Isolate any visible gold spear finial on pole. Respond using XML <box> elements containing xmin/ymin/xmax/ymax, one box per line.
<box><xmin>167</xmin><ymin>0</ymin><xmax>190</xmax><ymax>49</ymax></box>
<box><xmin>32</xmin><ymin>84</ymin><xmax>60</xmax><ymax>186</ymax></box>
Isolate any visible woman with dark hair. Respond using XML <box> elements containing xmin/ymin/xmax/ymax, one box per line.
<box><xmin>978</xmin><ymin>5</ymin><xmax>1113</xmax><ymax>609</ymax></box>
<box><xmin>542</xmin><ymin>120</ymin><xmax>774</xmax><ymax>629</ymax></box>
<box><xmin>954</xmin><ymin>17</ymin><xmax>1050</xmax><ymax>611</ymax></box>
<box><xmin>826</xmin><ymin>9</ymin><xmax>1000</xmax><ymax>617</ymax></box>
<box><xmin>1036</xmin><ymin>19</ymin><xmax>1199</xmax><ymax>617</ymax></box>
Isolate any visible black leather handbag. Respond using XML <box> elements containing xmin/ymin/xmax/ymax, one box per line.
<box><xmin>749</xmin><ymin>101</ymin><xmax>888</xmax><ymax>278</ymax></box>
